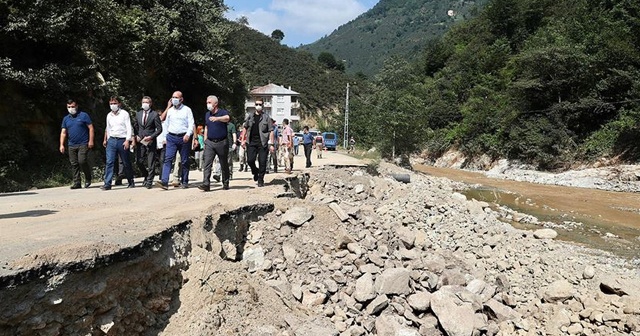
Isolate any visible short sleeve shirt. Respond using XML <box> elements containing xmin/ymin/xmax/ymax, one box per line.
<box><xmin>205</xmin><ymin>108</ymin><xmax>229</xmax><ymax>140</ymax></box>
<box><xmin>227</xmin><ymin>122</ymin><xmax>237</xmax><ymax>147</ymax></box>
<box><xmin>62</xmin><ymin>111</ymin><xmax>92</xmax><ymax>146</ymax></box>
<box><xmin>281</xmin><ymin>126</ymin><xmax>293</xmax><ymax>145</ymax></box>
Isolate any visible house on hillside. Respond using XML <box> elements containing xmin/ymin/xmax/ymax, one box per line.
<box><xmin>245</xmin><ymin>83</ymin><xmax>300</xmax><ymax>127</ymax></box>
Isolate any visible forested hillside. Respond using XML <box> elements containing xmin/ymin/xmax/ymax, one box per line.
<box><xmin>348</xmin><ymin>0</ymin><xmax>640</xmax><ymax>169</ymax></box>
<box><xmin>0</xmin><ymin>0</ymin><xmax>348</xmax><ymax>191</ymax></box>
<box><xmin>228</xmin><ymin>24</ymin><xmax>349</xmax><ymax>113</ymax></box>
<box><xmin>302</xmin><ymin>0</ymin><xmax>488</xmax><ymax>76</ymax></box>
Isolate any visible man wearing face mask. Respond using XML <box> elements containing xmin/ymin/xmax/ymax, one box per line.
<box><xmin>101</xmin><ymin>96</ymin><xmax>134</xmax><ymax>190</ymax></box>
<box><xmin>157</xmin><ymin>91</ymin><xmax>195</xmax><ymax>189</ymax></box>
<box><xmin>133</xmin><ymin>96</ymin><xmax>163</xmax><ymax>189</ymax></box>
<box><xmin>60</xmin><ymin>99</ymin><xmax>95</xmax><ymax>189</ymax></box>
<box><xmin>243</xmin><ymin>98</ymin><xmax>275</xmax><ymax>187</ymax></box>
<box><xmin>199</xmin><ymin>95</ymin><xmax>230</xmax><ymax>191</ymax></box>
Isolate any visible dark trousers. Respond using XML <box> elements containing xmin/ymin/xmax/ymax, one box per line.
<box><xmin>203</xmin><ymin>139</ymin><xmax>229</xmax><ymax>187</ymax></box>
<box><xmin>304</xmin><ymin>143</ymin><xmax>313</xmax><ymax>168</ymax></box>
<box><xmin>247</xmin><ymin>143</ymin><xmax>268</xmax><ymax>182</ymax></box>
<box><xmin>68</xmin><ymin>144</ymin><xmax>91</xmax><ymax>185</ymax></box>
<box><xmin>104</xmin><ymin>138</ymin><xmax>133</xmax><ymax>187</ymax></box>
<box><xmin>136</xmin><ymin>143</ymin><xmax>157</xmax><ymax>184</ymax></box>
<box><xmin>161</xmin><ymin>133</ymin><xmax>191</xmax><ymax>185</ymax></box>
<box><xmin>156</xmin><ymin>146</ymin><xmax>165</xmax><ymax>178</ymax></box>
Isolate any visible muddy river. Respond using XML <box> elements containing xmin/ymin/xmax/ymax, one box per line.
<box><xmin>414</xmin><ymin>165</ymin><xmax>640</xmax><ymax>259</ymax></box>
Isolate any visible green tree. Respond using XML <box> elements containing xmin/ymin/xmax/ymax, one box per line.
<box><xmin>271</xmin><ymin>29</ymin><xmax>284</xmax><ymax>42</ymax></box>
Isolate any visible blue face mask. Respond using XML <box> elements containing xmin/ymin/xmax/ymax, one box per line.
<box><xmin>172</xmin><ymin>98</ymin><xmax>181</xmax><ymax>106</ymax></box>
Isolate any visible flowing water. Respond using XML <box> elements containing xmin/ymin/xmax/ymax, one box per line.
<box><xmin>414</xmin><ymin>165</ymin><xmax>640</xmax><ymax>259</ymax></box>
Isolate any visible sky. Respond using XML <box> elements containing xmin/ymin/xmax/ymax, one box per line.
<box><xmin>224</xmin><ymin>0</ymin><xmax>380</xmax><ymax>47</ymax></box>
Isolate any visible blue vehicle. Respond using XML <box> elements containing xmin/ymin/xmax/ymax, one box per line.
<box><xmin>322</xmin><ymin>132</ymin><xmax>338</xmax><ymax>150</ymax></box>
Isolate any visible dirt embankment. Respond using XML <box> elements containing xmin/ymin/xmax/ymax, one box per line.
<box><xmin>414</xmin><ymin>149</ymin><xmax>640</xmax><ymax>193</ymax></box>
<box><xmin>1</xmin><ymin>162</ymin><xmax>639</xmax><ymax>335</ymax></box>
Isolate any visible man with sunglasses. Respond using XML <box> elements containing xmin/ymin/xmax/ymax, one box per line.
<box><xmin>243</xmin><ymin>99</ymin><xmax>275</xmax><ymax>187</ymax></box>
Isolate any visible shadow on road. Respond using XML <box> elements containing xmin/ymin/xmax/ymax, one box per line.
<box><xmin>0</xmin><ymin>210</ymin><xmax>58</xmax><ymax>220</ymax></box>
<box><xmin>0</xmin><ymin>192</ymin><xmax>37</xmax><ymax>197</ymax></box>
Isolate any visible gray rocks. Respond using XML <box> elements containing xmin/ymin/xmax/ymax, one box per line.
<box><xmin>533</xmin><ymin>228</ymin><xmax>558</xmax><ymax>239</ymax></box>
<box><xmin>328</xmin><ymin>203</ymin><xmax>349</xmax><ymax>222</ymax></box>
<box><xmin>430</xmin><ymin>287</ymin><xmax>479</xmax><ymax>336</ymax></box>
<box><xmin>375</xmin><ymin>268</ymin><xmax>411</xmax><ymax>295</ymax></box>
<box><xmin>542</xmin><ymin>280</ymin><xmax>574</xmax><ymax>302</ymax></box>
<box><xmin>242</xmin><ymin>245</ymin><xmax>265</xmax><ymax>273</ymax></box>
<box><xmin>281</xmin><ymin>207</ymin><xmax>314</xmax><ymax>227</ymax></box>
<box><xmin>365</xmin><ymin>295</ymin><xmax>389</xmax><ymax>315</ymax></box>
<box><xmin>484</xmin><ymin>299</ymin><xmax>520</xmax><ymax>322</ymax></box>
<box><xmin>353</xmin><ymin>273</ymin><xmax>376</xmax><ymax>303</ymax></box>
<box><xmin>583</xmin><ymin>265</ymin><xmax>595</xmax><ymax>279</ymax></box>
<box><xmin>407</xmin><ymin>292</ymin><xmax>431</xmax><ymax>312</ymax></box>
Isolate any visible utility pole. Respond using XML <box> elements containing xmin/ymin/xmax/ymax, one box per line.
<box><xmin>343</xmin><ymin>82</ymin><xmax>349</xmax><ymax>149</ymax></box>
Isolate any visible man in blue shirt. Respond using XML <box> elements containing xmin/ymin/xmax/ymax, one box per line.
<box><xmin>60</xmin><ymin>99</ymin><xmax>94</xmax><ymax>189</ymax></box>
<box><xmin>302</xmin><ymin>126</ymin><xmax>315</xmax><ymax>168</ymax></box>
<box><xmin>199</xmin><ymin>95</ymin><xmax>230</xmax><ymax>191</ymax></box>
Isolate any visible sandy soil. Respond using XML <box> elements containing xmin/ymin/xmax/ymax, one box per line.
<box><xmin>0</xmin><ymin>150</ymin><xmax>363</xmax><ymax>278</ymax></box>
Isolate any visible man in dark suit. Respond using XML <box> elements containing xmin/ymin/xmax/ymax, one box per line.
<box><xmin>133</xmin><ymin>96</ymin><xmax>163</xmax><ymax>189</ymax></box>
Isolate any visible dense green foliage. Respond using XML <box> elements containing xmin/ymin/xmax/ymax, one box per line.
<box><xmin>0</xmin><ymin>0</ymin><xmax>349</xmax><ymax>191</ymax></box>
<box><xmin>301</xmin><ymin>0</ymin><xmax>488</xmax><ymax>76</ymax></box>
<box><xmin>349</xmin><ymin>0</ymin><xmax>640</xmax><ymax>168</ymax></box>
<box><xmin>228</xmin><ymin>24</ymin><xmax>349</xmax><ymax>113</ymax></box>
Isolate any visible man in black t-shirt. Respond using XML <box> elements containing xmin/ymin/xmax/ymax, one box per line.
<box><xmin>243</xmin><ymin>99</ymin><xmax>275</xmax><ymax>187</ymax></box>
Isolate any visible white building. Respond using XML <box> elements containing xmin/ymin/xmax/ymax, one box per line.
<box><xmin>245</xmin><ymin>83</ymin><xmax>301</xmax><ymax>126</ymax></box>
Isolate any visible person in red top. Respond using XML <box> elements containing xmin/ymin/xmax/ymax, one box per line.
<box><xmin>238</xmin><ymin>127</ymin><xmax>248</xmax><ymax>172</ymax></box>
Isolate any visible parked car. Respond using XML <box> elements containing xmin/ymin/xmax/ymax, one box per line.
<box><xmin>322</xmin><ymin>132</ymin><xmax>338</xmax><ymax>150</ymax></box>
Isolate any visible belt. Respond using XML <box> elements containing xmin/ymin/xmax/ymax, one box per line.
<box><xmin>207</xmin><ymin>138</ymin><xmax>227</xmax><ymax>143</ymax></box>
<box><xmin>168</xmin><ymin>132</ymin><xmax>186</xmax><ymax>137</ymax></box>
<box><xmin>110</xmin><ymin>137</ymin><xmax>126</xmax><ymax>140</ymax></box>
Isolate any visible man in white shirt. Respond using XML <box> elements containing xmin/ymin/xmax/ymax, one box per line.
<box><xmin>157</xmin><ymin>91</ymin><xmax>195</xmax><ymax>189</ymax></box>
<box><xmin>101</xmin><ymin>96</ymin><xmax>134</xmax><ymax>190</ymax></box>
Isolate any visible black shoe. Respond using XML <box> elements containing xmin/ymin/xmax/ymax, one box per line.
<box><xmin>70</xmin><ymin>184</ymin><xmax>81</xmax><ymax>189</ymax></box>
<box><xmin>114</xmin><ymin>178</ymin><xmax>123</xmax><ymax>186</ymax></box>
<box><xmin>198</xmin><ymin>185</ymin><xmax>210</xmax><ymax>192</ymax></box>
<box><xmin>222</xmin><ymin>183</ymin><xmax>229</xmax><ymax>190</ymax></box>
<box><xmin>127</xmin><ymin>183</ymin><xmax>135</xmax><ymax>188</ymax></box>
<box><xmin>84</xmin><ymin>182</ymin><xmax>91</xmax><ymax>188</ymax></box>
<box><xmin>253</xmin><ymin>174</ymin><xmax>259</xmax><ymax>182</ymax></box>
<box><xmin>257</xmin><ymin>180</ymin><xmax>264</xmax><ymax>187</ymax></box>
<box><xmin>239</xmin><ymin>164</ymin><xmax>244</xmax><ymax>171</ymax></box>
<box><xmin>145</xmin><ymin>184</ymin><xmax>152</xmax><ymax>189</ymax></box>
<box><xmin>100</xmin><ymin>185</ymin><xmax>111</xmax><ymax>191</ymax></box>
<box><xmin>155</xmin><ymin>181</ymin><xmax>168</xmax><ymax>190</ymax></box>
<box><xmin>180</xmin><ymin>183</ymin><xmax>188</xmax><ymax>189</ymax></box>
<box><xmin>244</xmin><ymin>167</ymin><xmax>248</xmax><ymax>172</ymax></box>
<box><xmin>213</xmin><ymin>175</ymin><xmax>220</xmax><ymax>182</ymax></box>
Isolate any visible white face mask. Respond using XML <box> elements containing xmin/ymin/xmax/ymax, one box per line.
<box><xmin>110</xmin><ymin>104</ymin><xmax>119</xmax><ymax>112</ymax></box>
<box><xmin>255</xmin><ymin>105</ymin><xmax>263</xmax><ymax>112</ymax></box>
<box><xmin>67</xmin><ymin>107</ymin><xmax>77</xmax><ymax>115</ymax></box>
<box><xmin>171</xmin><ymin>98</ymin><xmax>181</xmax><ymax>106</ymax></box>
<box><xmin>141</xmin><ymin>103</ymin><xmax>150</xmax><ymax>110</ymax></box>
<box><xmin>206</xmin><ymin>103</ymin><xmax>214</xmax><ymax>111</ymax></box>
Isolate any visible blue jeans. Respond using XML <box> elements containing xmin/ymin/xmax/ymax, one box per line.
<box><xmin>161</xmin><ymin>133</ymin><xmax>191</xmax><ymax>185</ymax></box>
<box><xmin>104</xmin><ymin>138</ymin><xmax>133</xmax><ymax>187</ymax></box>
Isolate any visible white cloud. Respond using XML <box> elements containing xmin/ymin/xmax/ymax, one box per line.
<box><xmin>226</xmin><ymin>0</ymin><xmax>369</xmax><ymax>45</ymax></box>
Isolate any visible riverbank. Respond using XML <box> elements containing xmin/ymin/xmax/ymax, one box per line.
<box><xmin>413</xmin><ymin>150</ymin><xmax>640</xmax><ymax>193</ymax></box>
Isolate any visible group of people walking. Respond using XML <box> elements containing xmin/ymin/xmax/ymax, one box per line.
<box><xmin>60</xmin><ymin>94</ymin><xmax>318</xmax><ymax>191</ymax></box>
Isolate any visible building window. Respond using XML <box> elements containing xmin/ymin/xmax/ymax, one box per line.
<box><xmin>276</xmin><ymin>96</ymin><xmax>284</xmax><ymax>103</ymax></box>
<box><xmin>276</xmin><ymin>108</ymin><xmax>285</xmax><ymax>115</ymax></box>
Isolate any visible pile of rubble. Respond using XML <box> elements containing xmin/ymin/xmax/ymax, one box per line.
<box><xmin>165</xmin><ymin>162</ymin><xmax>640</xmax><ymax>335</ymax></box>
